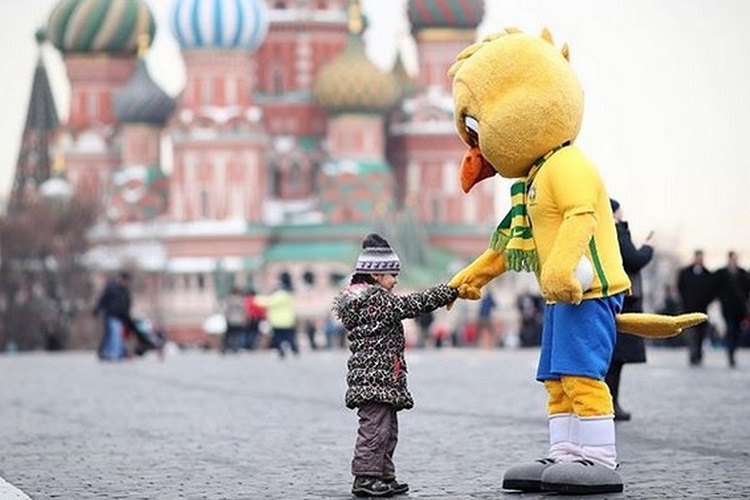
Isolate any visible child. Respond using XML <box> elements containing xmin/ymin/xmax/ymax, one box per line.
<box><xmin>332</xmin><ymin>233</ymin><xmax>457</xmax><ymax>497</ymax></box>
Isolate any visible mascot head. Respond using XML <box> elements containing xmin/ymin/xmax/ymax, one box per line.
<box><xmin>449</xmin><ymin>28</ymin><xmax>584</xmax><ymax>191</ymax></box>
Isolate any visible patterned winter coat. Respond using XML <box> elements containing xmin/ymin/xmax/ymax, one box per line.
<box><xmin>333</xmin><ymin>283</ymin><xmax>457</xmax><ymax>411</ymax></box>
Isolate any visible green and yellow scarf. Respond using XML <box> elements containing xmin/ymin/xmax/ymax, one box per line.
<box><xmin>489</xmin><ymin>147</ymin><xmax>562</xmax><ymax>273</ymax></box>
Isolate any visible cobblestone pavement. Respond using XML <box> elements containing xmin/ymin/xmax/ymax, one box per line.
<box><xmin>1</xmin><ymin>345</ymin><xmax>749</xmax><ymax>499</ymax></box>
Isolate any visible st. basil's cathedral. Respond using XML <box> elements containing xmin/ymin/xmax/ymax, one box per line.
<box><xmin>11</xmin><ymin>0</ymin><xmax>496</xmax><ymax>342</ymax></box>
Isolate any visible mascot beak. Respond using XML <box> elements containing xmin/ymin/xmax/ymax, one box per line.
<box><xmin>461</xmin><ymin>147</ymin><xmax>497</xmax><ymax>193</ymax></box>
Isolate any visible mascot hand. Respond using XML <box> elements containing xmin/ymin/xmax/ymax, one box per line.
<box><xmin>540</xmin><ymin>265</ymin><xmax>584</xmax><ymax>304</ymax></box>
<box><xmin>447</xmin><ymin>249</ymin><xmax>506</xmax><ymax>305</ymax></box>
<box><xmin>539</xmin><ymin>213</ymin><xmax>596</xmax><ymax>304</ymax></box>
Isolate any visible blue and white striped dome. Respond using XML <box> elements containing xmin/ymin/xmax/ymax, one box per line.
<box><xmin>170</xmin><ymin>0</ymin><xmax>269</xmax><ymax>51</ymax></box>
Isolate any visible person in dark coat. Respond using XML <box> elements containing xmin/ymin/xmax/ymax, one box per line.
<box><xmin>605</xmin><ymin>199</ymin><xmax>654</xmax><ymax>421</ymax></box>
<box><xmin>332</xmin><ymin>233</ymin><xmax>457</xmax><ymax>498</ymax></box>
<box><xmin>715</xmin><ymin>251</ymin><xmax>750</xmax><ymax>367</ymax></box>
<box><xmin>93</xmin><ymin>271</ymin><xmax>133</xmax><ymax>361</ymax></box>
<box><xmin>677</xmin><ymin>249</ymin><xmax>716</xmax><ymax>366</ymax></box>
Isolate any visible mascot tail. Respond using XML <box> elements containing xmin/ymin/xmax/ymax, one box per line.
<box><xmin>615</xmin><ymin>312</ymin><xmax>707</xmax><ymax>338</ymax></box>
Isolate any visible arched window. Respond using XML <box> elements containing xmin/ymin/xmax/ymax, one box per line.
<box><xmin>270</xmin><ymin>162</ymin><xmax>282</xmax><ymax>197</ymax></box>
<box><xmin>303</xmin><ymin>270</ymin><xmax>315</xmax><ymax>287</ymax></box>
<box><xmin>200</xmin><ymin>190</ymin><xmax>210</xmax><ymax>218</ymax></box>
<box><xmin>272</xmin><ymin>70</ymin><xmax>284</xmax><ymax>95</ymax></box>
<box><xmin>310</xmin><ymin>162</ymin><xmax>321</xmax><ymax>193</ymax></box>
<box><xmin>329</xmin><ymin>271</ymin><xmax>346</xmax><ymax>287</ymax></box>
<box><xmin>289</xmin><ymin>162</ymin><xmax>302</xmax><ymax>191</ymax></box>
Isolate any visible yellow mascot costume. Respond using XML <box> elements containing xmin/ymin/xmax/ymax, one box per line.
<box><xmin>447</xmin><ymin>28</ymin><xmax>707</xmax><ymax>494</ymax></box>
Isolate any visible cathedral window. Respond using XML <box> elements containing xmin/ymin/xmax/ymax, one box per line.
<box><xmin>200</xmin><ymin>190</ymin><xmax>210</xmax><ymax>218</ymax></box>
<box><xmin>329</xmin><ymin>271</ymin><xmax>346</xmax><ymax>287</ymax></box>
<box><xmin>202</xmin><ymin>78</ymin><xmax>213</xmax><ymax>106</ymax></box>
<box><xmin>289</xmin><ymin>162</ymin><xmax>302</xmax><ymax>191</ymax></box>
<box><xmin>302</xmin><ymin>270</ymin><xmax>315</xmax><ymax>288</ymax></box>
<box><xmin>431</xmin><ymin>198</ymin><xmax>441</xmax><ymax>222</ymax></box>
<box><xmin>271</xmin><ymin>162</ymin><xmax>282</xmax><ymax>197</ymax></box>
<box><xmin>310</xmin><ymin>162</ymin><xmax>321</xmax><ymax>193</ymax></box>
<box><xmin>272</xmin><ymin>71</ymin><xmax>284</xmax><ymax>95</ymax></box>
<box><xmin>87</xmin><ymin>92</ymin><xmax>99</xmax><ymax>120</ymax></box>
<box><xmin>226</xmin><ymin>79</ymin><xmax>238</xmax><ymax>106</ymax></box>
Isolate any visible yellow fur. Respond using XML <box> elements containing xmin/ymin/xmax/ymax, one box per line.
<box><xmin>561</xmin><ymin>376</ymin><xmax>613</xmax><ymax>417</ymax></box>
<box><xmin>616</xmin><ymin>312</ymin><xmax>707</xmax><ymax>338</ymax></box>
<box><xmin>546</xmin><ymin>378</ymin><xmax>613</xmax><ymax>417</ymax></box>
<box><xmin>545</xmin><ymin>380</ymin><xmax>573</xmax><ymax>414</ymax></box>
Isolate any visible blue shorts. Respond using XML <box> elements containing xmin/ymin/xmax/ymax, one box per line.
<box><xmin>536</xmin><ymin>294</ymin><xmax>624</xmax><ymax>381</ymax></box>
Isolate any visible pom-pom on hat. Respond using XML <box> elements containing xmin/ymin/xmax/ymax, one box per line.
<box><xmin>355</xmin><ymin>233</ymin><xmax>401</xmax><ymax>274</ymax></box>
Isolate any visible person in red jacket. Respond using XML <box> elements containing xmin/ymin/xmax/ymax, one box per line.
<box><xmin>243</xmin><ymin>287</ymin><xmax>266</xmax><ymax>350</ymax></box>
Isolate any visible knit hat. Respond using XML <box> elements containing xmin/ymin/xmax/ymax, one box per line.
<box><xmin>610</xmin><ymin>198</ymin><xmax>620</xmax><ymax>213</ymax></box>
<box><xmin>355</xmin><ymin>233</ymin><xmax>401</xmax><ymax>274</ymax></box>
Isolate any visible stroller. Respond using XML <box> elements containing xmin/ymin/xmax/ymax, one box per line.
<box><xmin>126</xmin><ymin>316</ymin><xmax>166</xmax><ymax>357</ymax></box>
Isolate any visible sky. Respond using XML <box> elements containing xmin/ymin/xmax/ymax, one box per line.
<box><xmin>1</xmin><ymin>0</ymin><xmax>749</xmax><ymax>268</ymax></box>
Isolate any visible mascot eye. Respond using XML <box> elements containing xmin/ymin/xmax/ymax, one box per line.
<box><xmin>464</xmin><ymin>115</ymin><xmax>479</xmax><ymax>146</ymax></box>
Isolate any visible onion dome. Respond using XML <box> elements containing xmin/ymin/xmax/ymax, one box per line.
<box><xmin>114</xmin><ymin>57</ymin><xmax>176</xmax><ymax>125</ymax></box>
<box><xmin>407</xmin><ymin>0</ymin><xmax>485</xmax><ymax>32</ymax></box>
<box><xmin>170</xmin><ymin>0</ymin><xmax>269</xmax><ymax>51</ymax></box>
<box><xmin>313</xmin><ymin>36</ymin><xmax>400</xmax><ymax>114</ymax></box>
<box><xmin>47</xmin><ymin>0</ymin><xmax>156</xmax><ymax>55</ymax></box>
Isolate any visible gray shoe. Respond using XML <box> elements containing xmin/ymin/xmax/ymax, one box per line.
<box><xmin>541</xmin><ymin>459</ymin><xmax>623</xmax><ymax>494</ymax></box>
<box><xmin>502</xmin><ymin>458</ymin><xmax>557</xmax><ymax>492</ymax></box>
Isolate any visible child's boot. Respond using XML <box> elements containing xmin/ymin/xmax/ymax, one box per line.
<box><xmin>351</xmin><ymin>476</ymin><xmax>394</xmax><ymax>497</ymax></box>
<box><xmin>384</xmin><ymin>478</ymin><xmax>409</xmax><ymax>495</ymax></box>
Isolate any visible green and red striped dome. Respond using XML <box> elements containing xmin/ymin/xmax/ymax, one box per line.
<box><xmin>407</xmin><ymin>0</ymin><xmax>485</xmax><ymax>32</ymax></box>
<box><xmin>47</xmin><ymin>0</ymin><xmax>156</xmax><ymax>55</ymax></box>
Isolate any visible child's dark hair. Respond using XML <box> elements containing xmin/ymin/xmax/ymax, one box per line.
<box><xmin>350</xmin><ymin>273</ymin><xmax>377</xmax><ymax>285</ymax></box>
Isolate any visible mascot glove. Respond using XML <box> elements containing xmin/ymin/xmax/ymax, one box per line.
<box><xmin>539</xmin><ymin>213</ymin><xmax>597</xmax><ymax>305</ymax></box>
<box><xmin>448</xmin><ymin>248</ymin><xmax>506</xmax><ymax>302</ymax></box>
<box><xmin>540</xmin><ymin>265</ymin><xmax>584</xmax><ymax>305</ymax></box>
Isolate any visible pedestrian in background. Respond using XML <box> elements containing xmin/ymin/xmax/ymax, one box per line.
<box><xmin>715</xmin><ymin>251</ymin><xmax>750</xmax><ymax>368</ymax></box>
<box><xmin>414</xmin><ymin>310</ymin><xmax>434</xmax><ymax>348</ymax></box>
<box><xmin>605</xmin><ymin>199</ymin><xmax>654</xmax><ymax>421</ymax></box>
<box><xmin>475</xmin><ymin>289</ymin><xmax>498</xmax><ymax>348</ymax></box>
<box><xmin>242</xmin><ymin>287</ymin><xmax>266</xmax><ymax>350</ymax></box>
<box><xmin>516</xmin><ymin>287</ymin><xmax>545</xmax><ymax>347</ymax></box>
<box><xmin>677</xmin><ymin>249</ymin><xmax>716</xmax><ymax>366</ymax></box>
<box><xmin>221</xmin><ymin>287</ymin><xmax>246</xmax><ymax>354</ymax></box>
<box><xmin>323</xmin><ymin>312</ymin><xmax>346</xmax><ymax>349</ymax></box>
<box><xmin>332</xmin><ymin>233</ymin><xmax>457</xmax><ymax>498</ymax></box>
<box><xmin>256</xmin><ymin>272</ymin><xmax>298</xmax><ymax>359</ymax></box>
<box><xmin>93</xmin><ymin>271</ymin><xmax>134</xmax><ymax>361</ymax></box>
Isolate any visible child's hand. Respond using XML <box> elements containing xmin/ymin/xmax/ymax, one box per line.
<box><xmin>445</xmin><ymin>285</ymin><xmax>460</xmax><ymax>310</ymax></box>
